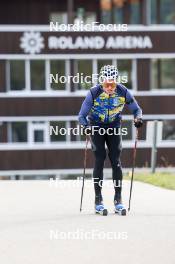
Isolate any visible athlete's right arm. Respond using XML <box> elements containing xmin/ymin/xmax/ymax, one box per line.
<box><xmin>78</xmin><ymin>91</ymin><xmax>93</xmax><ymax>126</ymax></box>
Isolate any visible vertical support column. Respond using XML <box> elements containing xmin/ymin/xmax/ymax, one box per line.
<box><xmin>137</xmin><ymin>59</ymin><xmax>151</xmax><ymax>91</ymax></box>
<box><xmin>96</xmin><ymin>0</ymin><xmax>101</xmax><ymax>23</ymax></box>
<box><xmin>139</xmin><ymin>0</ymin><xmax>151</xmax><ymax>92</ymax></box>
<box><xmin>141</xmin><ymin>0</ymin><xmax>151</xmax><ymax>25</ymax></box>
<box><xmin>0</xmin><ymin>122</ymin><xmax>8</xmax><ymax>142</ymax></box>
<box><xmin>70</xmin><ymin>59</ymin><xmax>75</xmax><ymax>92</ymax></box>
<box><xmin>67</xmin><ymin>0</ymin><xmax>74</xmax><ymax>24</ymax></box>
<box><xmin>157</xmin><ymin>0</ymin><xmax>161</xmax><ymax>24</ymax></box>
<box><xmin>45</xmin><ymin>60</ymin><xmax>50</xmax><ymax>92</ymax></box>
<box><xmin>92</xmin><ymin>59</ymin><xmax>98</xmax><ymax>85</ymax></box>
<box><xmin>67</xmin><ymin>0</ymin><xmax>75</xmax><ymax>93</ymax></box>
<box><xmin>66</xmin><ymin>121</ymin><xmax>71</xmax><ymax>142</ymax></box>
<box><xmin>25</xmin><ymin>60</ymin><xmax>30</xmax><ymax>91</ymax></box>
<box><xmin>157</xmin><ymin>59</ymin><xmax>161</xmax><ymax>89</ymax></box>
<box><xmin>132</xmin><ymin>59</ymin><xmax>137</xmax><ymax>91</ymax></box>
<box><xmin>45</xmin><ymin>121</ymin><xmax>50</xmax><ymax>144</ymax></box>
<box><xmin>6</xmin><ymin>60</ymin><xmax>10</xmax><ymax>92</ymax></box>
<box><xmin>65</xmin><ymin>59</ymin><xmax>71</xmax><ymax>92</ymax></box>
<box><xmin>0</xmin><ymin>60</ymin><xmax>6</xmax><ymax>92</ymax></box>
<box><xmin>151</xmin><ymin>120</ymin><xmax>158</xmax><ymax>174</ymax></box>
<box><xmin>123</xmin><ymin>1</ymin><xmax>130</xmax><ymax>24</ymax></box>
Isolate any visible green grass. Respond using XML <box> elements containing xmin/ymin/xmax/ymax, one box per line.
<box><xmin>124</xmin><ymin>172</ymin><xmax>175</xmax><ymax>190</ymax></box>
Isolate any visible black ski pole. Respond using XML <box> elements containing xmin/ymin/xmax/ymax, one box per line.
<box><xmin>80</xmin><ymin>135</ymin><xmax>89</xmax><ymax>212</ymax></box>
<box><xmin>128</xmin><ymin>128</ymin><xmax>139</xmax><ymax>212</ymax></box>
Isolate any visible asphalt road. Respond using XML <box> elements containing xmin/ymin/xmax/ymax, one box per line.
<box><xmin>0</xmin><ymin>179</ymin><xmax>175</xmax><ymax>264</ymax></box>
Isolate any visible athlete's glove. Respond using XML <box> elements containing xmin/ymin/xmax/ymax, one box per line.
<box><xmin>134</xmin><ymin>118</ymin><xmax>143</xmax><ymax>128</ymax></box>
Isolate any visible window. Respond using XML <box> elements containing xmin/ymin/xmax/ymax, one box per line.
<box><xmin>31</xmin><ymin>60</ymin><xmax>45</xmax><ymax>90</ymax></box>
<box><xmin>160</xmin><ymin>0</ymin><xmax>175</xmax><ymax>24</ymax></box>
<box><xmin>121</xmin><ymin>120</ymin><xmax>132</xmax><ymax>140</ymax></box>
<box><xmin>50</xmin><ymin>60</ymin><xmax>65</xmax><ymax>90</ymax></box>
<box><xmin>151</xmin><ymin>0</ymin><xmax>175</xmax><ymax>24</ymax></box>
<box><xmin>117</xmin><ymin>59</ymin><xmax>132</xmax><ymax>89</ymax></box>
<box><xmin>97</xmin><ymin>59</ymin><xmax>132</xmax><ymax>88</ymax></box>
<box><xmin>0</xmin><ymin>122</ymin><xmax>7</xmax><ymax>142</ymax></box>
<box><xmin>10</xmin><ymin>60</ymin><xmax>25</xmax><ymax>91</ymax></box>
<box><xmin>151</xmin><ymin>0</ymin><xmax>157</xmax><ymax>24</ymax></box>
<box><xmin>74</xmin><ymin>8</ymin><xmax>97</xmax><ymax>24</ymax></box>
<box><xmin>50</xmin><ymin>121</ymin><xmax>66</xmax><ymax>142</ymax></box>
<box><xmin>29</xmin><ymin>121</ymin><xmax>48</xmax><ymax>143</ymax></box>
<box><xmin>152</xmin><ymin>59</ymin><xmax>175</xmax><ymax>89</ymax></box>
<box><xmin>98</xmin><ymin>59</ymin><xmax>112</xmax><ymax>74</ymax></box>
<box><xmin>100</xmin><ymin>0</ymin><xmax>112</xmax><ymax>24</ymax></box>
<box><xmin>34</xmin><ymin>130</ymin><xmax>44</xmax><ymax>142</ymax></box>
<box><xmin>152</xmin><ymin>59</ymin><xmax>158</xmax><ymax>89</ymax></box>
<box><xmin>50</xmin><ymin>12</ymin><xmax>68</xmax><ymax>24</ymax></box>
<box><xmin>101</xmin><ymin>0</ymin><xmax>141</xmax><ymax>24</ymax></box>
<box><xmin>74</xmin><ymin>60</ymin><xmax>93</xmax><ymax>90</ymax></box>
<box><xmin>130</xmin><ymin>0</ymin><xmax>141</xmax><ymax>24</ymax></box>
<box><xmin>162</xmin><ymin>120</ymin><xmax>175</xmax><ymax>140</ymax></box>
<box><xmin>84</xmin><ymin>12</ymin><xmax>97</xmax><ymax>24</ymax></box>
<box><xmin>11</xmin><ymin>122</ymin><xmax>27</xmax><ymax>142</ymax></box>
<box><xmin>113</xmin><ymin>4</ymin><xmax>123</xmax><ymax>24</ymax></box>
<box><xmin>70</xmin><ymin>121</ymin><xmax>78</xmax><ymax>141</ymax></box>
<box><xmin>113</xmin><ymin>0</ymin><xmax>141</xmax><ymax>24</ymax></box>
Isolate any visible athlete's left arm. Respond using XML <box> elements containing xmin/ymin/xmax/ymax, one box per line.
<box><xmin>125</xmin><ymin>89</ymin><xmax>142</xmax><ymax>119</ymax></box>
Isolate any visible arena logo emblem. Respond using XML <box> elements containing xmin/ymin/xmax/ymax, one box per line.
<box><xmin>20</xmin><ymin>32</ymin><xmax>45</xmax><ymax>54</ymax></box>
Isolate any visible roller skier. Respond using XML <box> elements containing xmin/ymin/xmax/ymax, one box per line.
<box><xmin>78</xmin><ymin>65</ymin><xmax>143</xmax><ymax>215</ymax></box>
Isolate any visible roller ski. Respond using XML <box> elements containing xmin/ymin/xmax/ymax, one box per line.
<box><xmin>114</xmin><ymin>200</ymin><xmax>126</xmax><ymax>216</ymax></box>
<box><xmin>95</xmin><ymin>195</ymin><xmax>108</xmax><ymax>216</ymax></box>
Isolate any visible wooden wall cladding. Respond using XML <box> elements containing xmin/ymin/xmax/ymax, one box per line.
<box><xmin>0</xmin><ymin>148</ymin><xmax>174</xmax><ymax>170</ymax></box>
<box><xmin>0</xmin><ymin>96</ymin><xmax>174</xmax><ymax>116</ymax></box>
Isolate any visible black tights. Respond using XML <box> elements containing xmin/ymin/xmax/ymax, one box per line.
<box><xmin>90</xmin><ymin>129</ymin><xmax>123</xmax><ymax>202</ymax></box>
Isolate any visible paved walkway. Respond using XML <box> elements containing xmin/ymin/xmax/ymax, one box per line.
<box><xmin>0</xmin><ymin>180</ymin><xmax>175</xmax><ymax>264</ymax></box>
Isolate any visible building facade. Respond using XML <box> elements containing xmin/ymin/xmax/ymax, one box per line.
<box><xmin>0</xmin><ymin>0</ymin><xmax>175</xmax><ymax>176</ymax></box>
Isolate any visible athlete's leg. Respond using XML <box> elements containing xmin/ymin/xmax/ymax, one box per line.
<box><xmin>90</xmin><ymin>130</ymin><xmax>106</xmax><ymax>202</ymax></box>
<box><xmin>105</xmin><ymin>129</ymin><xmax>123</xmax><ymax>202</ymax></box>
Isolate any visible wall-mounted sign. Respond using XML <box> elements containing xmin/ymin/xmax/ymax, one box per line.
<box><xmin>0</xmin><ymin>31</ymin><xmax>174</xmax><ymax>54</ymax></box>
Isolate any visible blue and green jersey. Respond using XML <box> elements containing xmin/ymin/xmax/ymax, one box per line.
<box><xmin>78</xmin><ymin>84</ymin><xmax>142</xmax><ymax>128</ymax></box>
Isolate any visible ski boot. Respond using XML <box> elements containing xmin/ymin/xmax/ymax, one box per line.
<box><xmin>95</xmin><ymin>195</ymin><xmax>108</xmax><ymax>216</ymax></box>
<box><xmin>114</xmin><ymin>199</ymin><xmax>126</xmax><ymax>216</ymax></box>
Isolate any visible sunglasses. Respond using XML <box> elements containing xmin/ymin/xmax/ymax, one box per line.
<box><xmin>103</xmin><ymin>81</ymin><xmax>116</xmax><ymax>89</ymax></box>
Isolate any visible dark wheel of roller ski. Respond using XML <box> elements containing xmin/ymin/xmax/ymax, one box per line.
<box><xmin>95</xmin><ymin>208</ymin><xmax>108</xmax><ymax>216</ymax></box>
<box><xmin>102</xmin><ymin>209</ymin><xmax>108</xmax><ymax>216</ymax></box>
<box><xmin>121</xmin><ymin>208</ymin><xmax>126</xmax><ymax>216</ymax></box>
<box><xmin>115</xmin><ymin>208</ymin><xmax>126</xmax><ymax>216</ymax></box>
<box><xmin>114</xmin><ymin>202</ymin><xmax>127</xmax><ymax>216</ymax></box>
